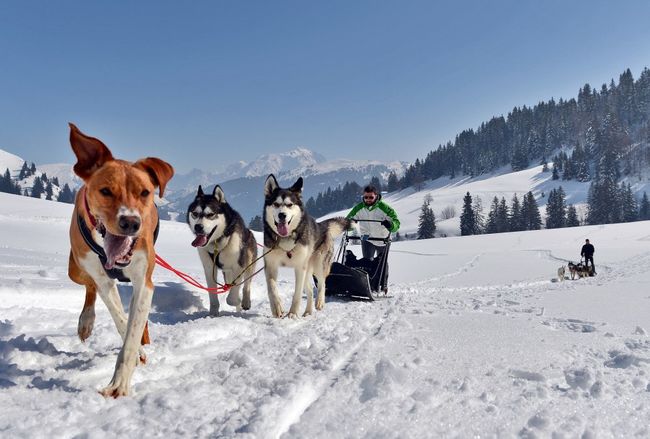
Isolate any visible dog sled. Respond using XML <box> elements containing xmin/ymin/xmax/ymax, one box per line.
<box><xmin>325</xmin><ymin>222</ymin><xmax>391</xmax><ymax>301</ymax></box>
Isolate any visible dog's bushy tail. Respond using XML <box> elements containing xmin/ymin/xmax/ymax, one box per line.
<box><xmin>323</xmin><ymin>217</ymin><xmax>356</xmax><ymax>239</ymax></box>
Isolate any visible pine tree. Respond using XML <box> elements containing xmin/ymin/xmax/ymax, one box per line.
<box><xmin>639</xmin><ymin>192</ymin><xmax>650</xmax><ymax>221</ymax></box>
<box><xmin>620</xmin><ymin>182</ymin><xmax>638</xmax><ymax>222</ymax></box>
<box><xmin>472</xmin><ymin>196</ymin><xmax>485</xmax><ymax>234</ymax></box>
<box><xmin>31</xmin><ymin>176</ymin><xmax>44</xmax><ymax>198</ymax></box>
<box><xmin>460</xmin><ymin>191</ymin><xmax>477</xmax><ymax>236</ymax></box>
<box><xmin>545</xmin><ymin>187</ymin><xmax>567</xmax><ymax>229</ymax></box>
<box><xmin>18</xmin><ymin>162</ymin><xmax>29</xmax><ymax>179</ymax></box>
<box><xmin>369</xmin><ymin>176</ymin><xmax>382</xmax><ymax>193</ymax></box>
<box><xmin>30</xmin><ymin>163</ymin><xmax>37</xmax><ymax>175</ymax></box>
<box><xmin>58</xmin><ymin>183</ymin><xmax>75</xmax><ymax>203</ymax></box>
<box><xmin>521</xmin><ymin>191</ymin><xmax>542</xmax><ymax>230</ymax></box>
<box><xmin>552</xmin><ymin>165</ymin><xmax>560</xmax><ymax>180</ymax></box>
<box><xmin>509</xmin><ymin>193</ymin><xmax>524</xmax><ymax>231</ymax></box>
<box><xmin>417</xmin><ymin>199</ymin><xmax>436</xmax><ymax>239</ymax></box>
<box><xmin>45</xmin><ymin>181</ymin><xmax>54</xmax><ymax>200</ymax></box>
<box><xmin>248</xmin><ymin>215</ymin><xmax>264</xmax><ymax>231</ymax></box>
<box><xmin>485</xmin><ymin>197</ymin><xmax>499</xmax><ymax>234</ymax></box>
<box><xmin>566</xmin><ymin>204</ymin><xmax>580</xmax><ymax>227</ymax></box>
<box><xmin>496</xmin><ymin>197</ymin><xmax>509</xmax><ymax>232</ymax></box>
<box><xmin>52</xmin><ymin>176</ymin><xmax>60</xmax><ymax>186</ymax></box>
<box><xmin>0</xmin><ymin>168</ymin><xmax>10</xmax><ymax>192</ymax></box>
<box><xmin>387</xmin><ymin>172</ymin><xmax>399</xmax><ymax>193</ymax></box>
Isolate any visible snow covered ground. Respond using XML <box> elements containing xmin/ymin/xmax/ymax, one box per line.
<box><xmin>1</xmin><ymin>191</ymin><xmax>649</xmax><ymax>438</ymax></box>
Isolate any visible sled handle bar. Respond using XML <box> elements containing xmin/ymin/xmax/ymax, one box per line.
<box><xmin>352</xmin><ymin>219</ymin><xmax>384</xmax><ymax>223</ymax></box>
<box><xmin>346</xmin><ymin>235</ymin><xmax>391</xmax><ymax>243</ymax></box>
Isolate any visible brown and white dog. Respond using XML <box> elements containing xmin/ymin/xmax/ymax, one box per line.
<box><xmin>67</xmin><ymin>123</ymin><xmax>173</xmax><ymax>397</ymax></box>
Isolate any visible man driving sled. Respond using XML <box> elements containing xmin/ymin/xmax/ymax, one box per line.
<box><xmin>581</xmin><ymin>239</ymin><xmax>596</xmax><ymax>275</ymax></box>
<box><xmin>346</xmin><ymin>185</ymin><xmax>400</xmax><ymax>261</ymax></box>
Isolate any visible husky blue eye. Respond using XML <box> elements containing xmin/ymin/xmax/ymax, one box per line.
<box><xmin>141</xmin><ymin>189</ymin><xmax>150</xmax><ymax>197</ymax></box>
<box><xmin>100</xmin><ymin>188</ymin><xmax>112</xmax><ymax>196</ymax></box>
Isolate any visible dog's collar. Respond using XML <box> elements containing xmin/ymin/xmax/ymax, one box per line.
<box><xmin>81</xmin><ymin>187</ymin><xmax>99</xmax><ymax>228</ymax></box>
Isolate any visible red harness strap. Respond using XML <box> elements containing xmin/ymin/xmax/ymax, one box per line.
<box><xmin>154</xmin><ymin>254</ymin><xmax>231</xmax><ymax>295</ymax></box>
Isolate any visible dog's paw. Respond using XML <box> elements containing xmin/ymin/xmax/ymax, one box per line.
<box><xmin>271</xmin><ymin>304</ymin><xmax>284</xmax><ymax>318</ymax></box>
<box><xmin>99</xmin><ymin>379</ymin><xmax>130</xmax><ymax>398</ymax></box>
<box><xmin>77</xmin><ymin>310</ymin><xmax>95</xmax><ymax>342</ymax></box>
<box><xmin>286</xmin><ymin>311</ymin><xmax>299</xmax><ymax>319</ymax></box>
<box><xmin>226</xmin><ymin>294</ymin><xmax>240</xmax><ymax>308</ymax></box>
<box><xmin>241</xmin><ymin>298</ymin><xmax>251</xmax><ymax>311</ymax></box>
<box><xmin>302</xmin><ymin>309</ymin><xmax>313</xmax><ymax>318</ymax></box>
<box><xmin>315</xmin><ymin>299</ymin><xmax>325</xmax><ymax>310</ymax></box>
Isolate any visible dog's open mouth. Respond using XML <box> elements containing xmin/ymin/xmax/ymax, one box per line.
<box><xmin>191</xmin><ymin>234</ymin><xmax>209</xmax><ymax>247</ymax></box>
<box><xmin>100</xmin><ymin>225</ymin><xmax>137</xmax><ymax>269</ymax></box>
<box><xmin>275</xmin><ymin>220</ymin><xmax>290</xmax><ymax>237</ymax></box>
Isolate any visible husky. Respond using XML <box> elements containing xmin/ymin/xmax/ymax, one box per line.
<box><xmin>567</xmin><ymin>261</ymin><xmax>590</xmax><ymax>280</ymax></box>
<box><xmin>557</xmin><ymin>265</ymin><xmax>566</xmax><ymax>282</ymax></box>
<box><xmin>263</xmin><ymin>174</ymin><xmax>355</xmax><ymax>318</ymax></box>
<box><xmin>187</xmin><ymin>185</ymin><xmax>257</xmax><ymax>316</ymax></box>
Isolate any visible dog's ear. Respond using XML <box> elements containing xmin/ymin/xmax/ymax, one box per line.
<box><xmin>69</xmin><ymin>123</ymin><xmax>114</xmax><ymax>181</ymax></box>
<box><xmin>197</xmin><ymin>185</ymin><xmax>204</xmax><ymax>197</ymax></box>
<box><xmin>213</xmin><ymin>185</ymin><xmax>225</xmax><ymax>203</ymax></box>
<box><xmin>134</xmin><ymin>157</ymin><xmax>175</xmax><ymax>197</ymax></box>
<box><xmin>264</xmin><ymin>174</ymin><xmax>279</xmax><ymax>197</ymax></box>
<box><xmin>290</xmin><ymin>177</ymin><xmax>303</xmax><ymax>193</ymax></box>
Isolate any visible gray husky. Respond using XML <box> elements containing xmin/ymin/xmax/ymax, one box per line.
<box><xmin>187</xmin><ymin>185</ymin><xmax>257</xmax><ymax>316</ymax></box>
<box><xmin>263</xmin><ymin>174</ymin><xmax>355</xmax><ymax>318</ymax></box>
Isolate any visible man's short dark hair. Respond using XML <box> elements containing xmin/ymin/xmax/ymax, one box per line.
<box><xmin>364</xmin><ymin>185</ymin><xmax>378</xmax><ymax>194</ymax></box>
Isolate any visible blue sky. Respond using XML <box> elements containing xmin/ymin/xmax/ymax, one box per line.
<box><xmin>1</xmin><ymin>0</ymin><xmax>649</xmax><ymax>173</ymax></box>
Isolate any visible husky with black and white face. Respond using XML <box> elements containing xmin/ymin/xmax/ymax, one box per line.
<box><xmin>263</xmin><ymin>174</ymin><xmax>356</xmax><ymax>318</ymax></box>
<box><xmin>187</xmin><ymin>185</ymin><xmax>257</xmax><ymax>316</ymax></box>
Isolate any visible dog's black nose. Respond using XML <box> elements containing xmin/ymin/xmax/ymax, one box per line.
<box><xmin>278</xmin><ymin>212</ymin><xmax>286</xmax><ymax>221</ymax></box>
<box><xmin>118</xmin><ymin>215</ymin><xmax>141</xmax><ymax>235</ymax></box>
<box><xmin>194</xmin><ymin>224</ymin><xmax>204</xmax><ymax>234</ymax></box>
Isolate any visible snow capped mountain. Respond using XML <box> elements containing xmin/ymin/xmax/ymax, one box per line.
<box><xmin>240</xmin><ymin>147</ymin><xmax>325</xmax><ymax>178</ymax></box>
<box><xmin>162</xmin><ymin>147</ymin><xmax>408</xmax><ymax>222</ymax></box>
<box><xmin>37</xmin><ymin>163</ymin><xmax>82</xmax><ymax>189</ymax></box>
<box><xmin>0</xmin><ymin>148</ymin><xmax>25</xmax><ymax>175</ymax></box>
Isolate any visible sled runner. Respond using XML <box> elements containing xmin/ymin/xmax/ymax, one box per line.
<box><xmin>325</xmin><ymin>227</ymin><xmax>391</xmax><ymax>301</ymax></box>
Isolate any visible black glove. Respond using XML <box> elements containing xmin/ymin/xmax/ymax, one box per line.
<box><xmin>381</xmin><ymin>220</ymin><xmax>392</xmax><ymax>230</ymax></box>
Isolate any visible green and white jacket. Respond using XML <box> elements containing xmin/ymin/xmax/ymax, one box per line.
<box><xmin>346</xmin><ymin>195</ymin><xmax>400</xmax><ymax>245</ymax></box>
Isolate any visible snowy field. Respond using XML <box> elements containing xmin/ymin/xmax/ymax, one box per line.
<box><xmin>1</xmin><ymin>191</ymin><xmax>650</xmax><ymax>438</ymax></box>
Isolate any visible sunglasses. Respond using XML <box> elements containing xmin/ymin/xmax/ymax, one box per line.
<box><xmin>363</xmin><ymin>195</ymin><xmax>376</xmax><ymax>200</ymax></box>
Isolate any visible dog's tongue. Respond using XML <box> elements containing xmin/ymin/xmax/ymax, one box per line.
<box><xmin>277</xmin><ymin>222</ymin><xmax>289</xmax><ymax>237</ymax></box>
<box><xmin>192</xmin><ymin>234</ymin><xmax>208</xmax><ymax>247</ymax></box>
<box><xmin>103</xmin><ymin>232</ymin><xmax>133</xmax><ymax>269</ymax></box>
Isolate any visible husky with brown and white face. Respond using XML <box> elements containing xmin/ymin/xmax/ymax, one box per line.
<box><xmin>187</xmin><ymin>185</ymin><xmax>257</xmax><ymax>316</ymax></box>
<box><xmin>263</xmin><ymin>174</ymin><xmax>355</xmax><ymax>318</ymax></box>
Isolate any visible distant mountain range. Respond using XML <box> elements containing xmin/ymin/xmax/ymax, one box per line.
<box><xmin>0</xmin><ymin>146</ymin><xmax>407</xmax><ymax>222</ymax></box>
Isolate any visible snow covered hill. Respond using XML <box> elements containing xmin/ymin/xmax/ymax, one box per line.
<box><xmin>327</xmin><ymin>163</ymin><xmax>650</xmax><ymax>238</ymax></box>
<box><xmin>0</xmin><ymin>148</ymin><xmax>25</xmax><ymax>175</ymax></box>
<box><xmin>1</xmin><ymin>191</ymin><xmax>649</xmax><ymax>437</ymax></box>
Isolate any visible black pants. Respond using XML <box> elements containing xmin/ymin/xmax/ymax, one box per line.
<box><xmin>583</xmin><ymin>255</ymin><xmax>595</xmax><ymax>273</ymax></box>
<box><xmin>361</xmin><ymin>240</ymin><xmax>386</xmax><ymax>261</ymax></box>
<box><xmin>361</xmin><ymin>240</ymin><xmax>388</xmax><ymax>291</ymax></box>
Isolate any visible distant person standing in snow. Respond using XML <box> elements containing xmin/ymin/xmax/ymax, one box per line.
<box><xmin>581</xmin><ymin>239</ymin><xmax>596</xmax><ymax>274</ymax></box>
<box><xmin>346</xmin><ymin>185</ymin><xmax>400</xmax><ymax>261</ymax></box>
